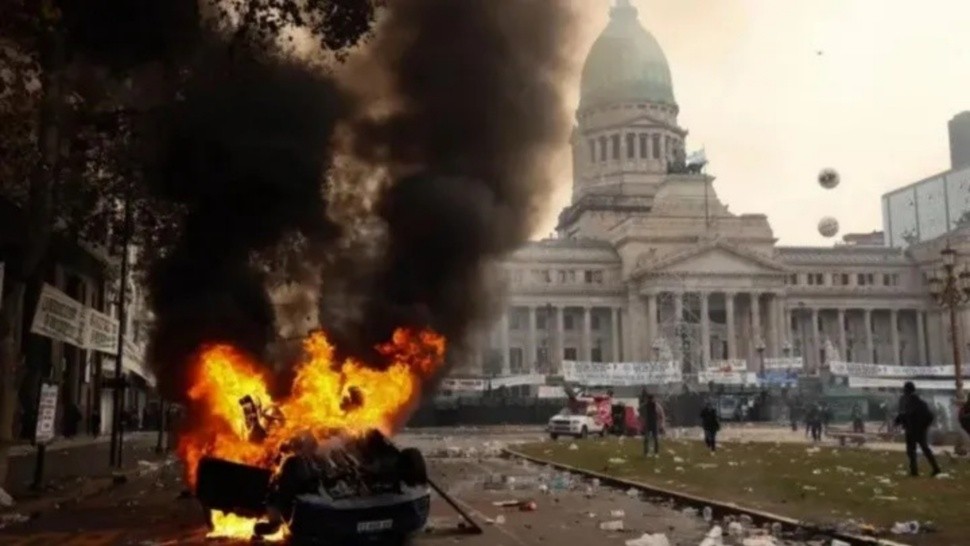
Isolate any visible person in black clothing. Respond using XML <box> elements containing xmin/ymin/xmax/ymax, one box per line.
<box><xmin>700</xmin><ymin>400</ymin><xmax>720</xmax><ymax>453</ymax></box>
<box><xmin>895</xmin><ymin>382</ymin><xmax>941</xmax><ymax>477</ymax></box>
<box><xmin>806</xmin><ymin>403</ymin><xmax>823</xmax><ymax>442</ymax></box>
<box><xmin>640</xmin><ymin>393</ymin><xmax>661</xmax><ymax>456</ymax></box>
<box><xmin>851</xmin><ymin>403</ymin><xmax>865</xmax><ymax>433</ymax></box>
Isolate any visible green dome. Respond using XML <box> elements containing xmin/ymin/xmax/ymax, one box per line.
<box><xmin>580</xmin><ymin>1</ymin><xmax>675</xmax><ymax>109</ymax></box>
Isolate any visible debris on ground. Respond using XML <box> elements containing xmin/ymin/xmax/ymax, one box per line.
<box><xmin>625</xmin><ymin>532</ymin><xmax>670</xmax><ymax>546</ymax></box>
<box><xmin>698</xmin><ymin>525</ymin><xmax>723</xmax><ymax>546</ymax></box>
<box><xmin>569</xmin><ymin>443</ymin><xmax>579</xmax><ymax>451</ymax></box>
<box><xmin>0</xmin><ymin>488</ymin><xmax>13</xmax><ymax>508</ymax></box>
<box><xmin>610</xmin><ymin>509</ymin><xmax>625</xmax><ymax>518</ymax></box>
<box><xmin>599</xmin><ymin>520</ymin><xmax>625</xmax><ymax>531</ymax></box>
<box><xmin>890</xmin><ymin>521</ymin><xmax>921</xmax><ymax>535</ymax></box>
<box><xmin>0</xmin><ymin>512</ymin><xmax>30</xmax><ymax>530</ymax></box>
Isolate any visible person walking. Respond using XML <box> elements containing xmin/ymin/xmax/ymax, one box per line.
<box><xmin>640</xmin><ymin>392</ymin><xmax>663</xmax><ymax>456</ymax></box>
<box><xmin>806</xmin><ymin>403</ymin><xmax>823</xmax><ymax>442</ymax></box>
<box><xmin>894</xmin><ymin>381</ymin><xmax>941</xmax><ymax>477</ymax></box>
<box><xmin>700</xmin><ymin>400</ymin><xmax>720</xmax><ymax>453</ymax></box>
<box><xmin>851</xmin><ymin>403</ymin><xmax>865</xmax><ymax>433</ymax></box>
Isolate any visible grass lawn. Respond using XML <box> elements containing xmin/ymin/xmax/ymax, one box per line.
<box><xmin>516</xmin><ymin>436</ymin><xmax>969</xmax><ymax>546</ymax></box>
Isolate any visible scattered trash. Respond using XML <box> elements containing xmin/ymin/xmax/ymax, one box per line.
<box><xmin>625</xmin><ymin>532</ymin><xmax>670</xmax><ymax>546</ymax></box>
<box><xmin>830</xmin><ymin>540</ymin><xmax>851</xmax><ymax>546</ymax></box>
<box><xmin>625</xmin><ymin>488</ymin><xmax>639</xmax><ymax>498</ymax></box>
<box><xmin>742</xmin><ymin>536</ymin><xmax>777</xmax><ymax>546</ymax></box>
<box><xmin>702</xmin><ymin>506</ymin><xmax>713</xmax><ymax>522</ymax></box>
<box><xmin>727</xmin><ymin>522</ymin><xmax>744</xmax><ymax>537</ymax></box>
<box><xmin>608</xmin><ymin>458</ymin><xmax>628</xmax><ymax>464</ymax></box>
<box><xmin>0</xmin><ymin>488</ymin><xmax>13</xmax><ymax>508</ymax></box>
<box><xmin>519</xmin><ymin>500</ymin><xmax>538</xmax><ymax>512</ymax></box>
<box><xmin>0</xmin><ymin>513</ymin><xmax>30</xmax><ymax>530</ymax></box>
<box><xmin>681</xmin><ymin>507</ymin><xmax>698</xmax><ymax>517</ymax></box>
<box><xmin>891</xmin><ymin>521</ymin><xmax>920</xmax><ymax>535</ymax></box>
<box><xmin>935</xmin><ymin>473</ymin><xmax>951</xmax><ymax>479</ymax></box>
<box><xmin>610</xmin><ymin>509</ymin><xmax>625</xmax><ymax>518</ymax></box>
<box><xmin>494</xmin><ymin>515</ymin><xmax>506</xmax><ymax>525</ymax></box>
<box><xmin>493</xmin><ymin>500</ymin><xmax>521</xmax><ymax>507</ymax></box>
<box><xmin>699</xmin><ymin>525</ymin><xmax>723</xmax><ymax>546</ymax></box>
<box><xmin>599</xmin><ymin>520</ymin><xmax>625</xmax><ymax>531</ymax></box>
<box><xmin>569</xmin><ymin>443</ymin><xmax>579</xmax><ymax>451</ymax></box>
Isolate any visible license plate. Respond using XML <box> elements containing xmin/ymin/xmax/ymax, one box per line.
<box><xmin>357</xmin><ymin>519</ymin><xmax>393</xmax><ymax>533</ymax></box>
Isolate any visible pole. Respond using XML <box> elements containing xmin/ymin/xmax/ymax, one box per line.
<box><xmin>155</xmin><ymin>400</ymin><xmax>166</xmax><ymax>454</ymax></box>
<box><xmin>109</xmin><ymin>172</ymin><xmax>134</xmax><ymax>468</ymax></box>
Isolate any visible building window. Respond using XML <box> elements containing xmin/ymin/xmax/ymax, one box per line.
<box><xmin>815</xmin><ymin>273</ymin><xmax>824</xmax><ymax>285</ymax></box>
<box><xmin>599</xmin><ymin>136</ymin><xmax>607</xmax><ymax>162</ymax></box>
<box><xmin>639</xmin><ymin>133</ymin><xmax>648</xmax><ymax>158</ymax></box>
<box><xmin>883</xmin><ymin>273</ymin><xmax>899</xmax><ymax>286</ymax></box>
<box><xmin>591</xmin><ymin>314</ymin><xmax>600</xmax><ymax>330</ymax></box>
<box><xmin>564</xmin><ymin>314</ymin><xmax>575</xmax><ymax>330</ymax></box>
<box><xmin>589</xmin><ymin>139</ymin><xmax>596</xmax><ymax>163</ymax></box>
<box><xmin>510</xmin><ymin>311</ymin><xmax>522</xmax><ymax>330</ymax></box>
<box><xmin>591</xmin><ymin>347</ymin><xmax>603</xmax><ymax>363</ymax></box>
<box><xmin>564</xmin><ymin>347</ymin><xmax>578</xmax><ymax>361</ymax></box>
<box><xmin>626</xmin><ymin>133</ymin><xmax>635</xmax><ymax>159</ymax></box>
<box><xmin>789</xmin><ymin>274</ymin><xmax>799</xmax><ymax>285</ymax></box>
<box><xmin>841</xmin><ymin>273</ymin><xmax>849</xmax><ymax>286</ymax></box>
<box><xmin>857</xmin><ymin>273</ymin><xmax>866</xmax><ymax>286</ymax></box>
<box><xmin>510</xmin><ymin>347</ymin><xmax>523</xmax><ymax>371</ymax></box>
<box><xmin>611</xmin><ymin>134</ymin><xmax>620</xmax><ymax>160</ymax></box>
<box><xmin>652</xmin><ymin>134</ymin><xmax>660</xmax><ymax>159</ymax></box>
<box><xmin>537</xmin><ymin>313</ymin><xmax>547</xmax><ymax>329</ymax></box>
<box><xmin>532</xmin><ymin>269</ymin><xmax>551</xmax><ymax>283</ymax></box>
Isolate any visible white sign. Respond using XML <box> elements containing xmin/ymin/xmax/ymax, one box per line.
<box><xmin>490</xmin><ymin>374</ymin><xmax>546</xmax><ymax>388</ymax></box>
<box><xmin>707</xmin><ymin>359</ymin><xmax>748</xmax><ymax>373</ymax></box>
<box><xmin>848</xmin><ymin>376</ymin><xmax>957</xmax><ymax>391</ymax></box>
<box><xmin>440</xmin><ymin>378</ymin><xmax>486</xmax><ymax>392</ymax></box>
<box><xmin>30</xmin><ymin>284</ymin><xmax>85</xmax><ymax>347</ymax></box>
<box><xmin>830</xmin><ymin>361</ymin><xmax>970</xmax><ymax>378</ymax></box>
<box><xmin>562</xmin><ymin>361</ymin><xmax>683</xmax><ymax>386</ymax></box>
<box><xmin>697</xmin><ymin>370</ymin><xmax>760</xmax><ymax>385</ymax></box>
<box><xmin>764</xmin><ymin>357</ymin><xmax>804</xmax><ymax>370</ymax></box>
<box><xmin>83</xmin><ymin>308</ymin><xmax>119</xmax><ymax>355</ymax></box>
<box><xmin>123</xmin><ymin>337</ymin><xmax>145</xmax><ymax>367</ymax></box>
<box><xmin>34</xmin><ymin>383</ymin><xmax>59</xmax><ymax>444</ymax></box>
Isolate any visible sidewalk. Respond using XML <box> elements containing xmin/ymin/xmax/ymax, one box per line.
<box><xmin>4</xmin><ymin>432</ymin><xmax>164</xmax><ymax>500</ymax></box>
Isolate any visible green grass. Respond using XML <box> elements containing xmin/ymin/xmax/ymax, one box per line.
<box><xmin>516</xmin><ymin>437</ymin><xmax>969</xmax><ymax>545</ymax></box>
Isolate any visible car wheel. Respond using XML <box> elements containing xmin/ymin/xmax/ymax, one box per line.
<box><xmin>579</xmin><ymin>426</ymin><xmax>588</xmax><ymax>439</ymax></box>
<box><xmin>598</xmin><ymin>428</ymin><xmax>606</xmax><ymax>438</ymax></box>
<box><xmin>398</xmin><ymin>447</ymin><xmax>429</xmax><ymax>486</ymax></box>
<box><xmin>550</xmin><ymin>433</ymin><xmax>559</xmax><ymax>440</ymax></box>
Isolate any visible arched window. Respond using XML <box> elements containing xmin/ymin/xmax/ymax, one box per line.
<box><xmin>639</xmin><ymin>133</ymin><xmax>648</xmax><ymax>158</ymax></box>
<box><xmin>626</xmin><ymin>133</ymin><xmax>635</xmax><ymax>159</ymax></box>
<box><xmin>599</xmin><ymin>136</ymin><xmax>607</xmax><ymax>162</ymax></box>
<box><xmin>651</xmin><ymin>134</ymin><xmax>660</xmax><ymax>159</ymax></box>
<box><xmin>611</xmin><ymin>134</ymin><xmax>620</xmax><ymax>160</ymax></box>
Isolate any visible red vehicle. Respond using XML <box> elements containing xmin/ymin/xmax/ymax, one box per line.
<box><xmin>547</xmin><ymin>388</ymin><xmax>614</xmax><ymax>439</ymax></box>
<box><xmin>610</xmin><ymin>404</ymin><xmax>643</xmax><ymax>436</ymax></box>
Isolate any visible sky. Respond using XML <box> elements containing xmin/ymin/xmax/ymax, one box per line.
<box><xmin>538</xmin><ymin>0</ymin><xmax>970</xmax><ymax>246</ymax></box>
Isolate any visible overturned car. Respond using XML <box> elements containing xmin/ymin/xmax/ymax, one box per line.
<box><xmin>195</xmin><ymin>405</ymin><xmax>431</xmax><ymax>545</ymax></box>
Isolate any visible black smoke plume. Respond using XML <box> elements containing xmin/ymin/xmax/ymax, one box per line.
<box><xmin>145</xmin><ymin>55</ymin><xmax>350</xmax><ymax>398</ymax></box>
<box><xmin>320</xmin><ymin>0</ymin><xmax>574</xmax><ymax>363</ymax></box>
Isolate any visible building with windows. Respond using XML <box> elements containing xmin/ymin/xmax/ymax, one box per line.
<box><xmin>475</xmin><ymin>0</ymin><xmax>966</xmax><ymax>381</ymax></box>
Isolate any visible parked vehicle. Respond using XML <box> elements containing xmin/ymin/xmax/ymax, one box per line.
<box><xmin>609</xmin><ymin>403</ymin><xmax>642</xmax><ymax>436</ymax></box>
<box><xmin>547</xmin><ymin>392</ymin><xmax>612</xmax><ymax>439</ymax></box>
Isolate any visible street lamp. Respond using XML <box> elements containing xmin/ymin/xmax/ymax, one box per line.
<box><xmin>927</xmin><ymin>241</ymin><xmax>970</xmax><ymax>454</ymax></box>
<box><xmin>782</xmin><ymin>341</ymin><xmax>792</xmax><ymax>358</ymax></box>
<box><xmin>652</xmin><ymin>339</ymin><xmax>662</xmax><ymax>361</ymax></box>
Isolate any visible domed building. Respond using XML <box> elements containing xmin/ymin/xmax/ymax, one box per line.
<box><xmin>470</xmin><ymin>1</ymin><xmax>959</xmax><ymax>394</ymax></box>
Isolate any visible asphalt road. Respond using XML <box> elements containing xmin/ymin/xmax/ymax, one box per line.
<box><xmin>0</xmin><ymin>429</ymin><xmax>709</xmax><ymax>546</ymax></box>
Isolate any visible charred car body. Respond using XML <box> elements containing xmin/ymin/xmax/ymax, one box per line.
<box><xmin>195</xmin><ymin>397</ymin><xmax>431</xmax><ymax>545</ymax></box>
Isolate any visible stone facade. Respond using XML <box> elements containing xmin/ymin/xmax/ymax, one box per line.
<box><xmin>478</xmin><ymin>1</ymin><xmax>960</xmax><ymax>379</ymax></box>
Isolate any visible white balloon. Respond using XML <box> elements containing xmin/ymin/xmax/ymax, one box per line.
<box><xmin>818</xmin><ymin>168</ymin><xmax>840</xmax><ymax>189</ymax></box>
<box><xmin>818</xmin><ymin>216</ymin><xmax>840</xmax><ymax>238</ymax></box>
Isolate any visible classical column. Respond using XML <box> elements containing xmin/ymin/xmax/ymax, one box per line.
<box><xmin>765</xmin><ymin>293</ymin><xmax>777</xmax><ymax>357</ymax></box>
<box><xmin>582</xmin><ymin>306</ymin><xmax>593</xmax><ymax>362</ymax></box>
<box><xmin>811</xmin><ymin>307</ymin><xmax>821</xmax><ymax>370</ymax></box>
<box><xmin>646</xmin><ymin>293</ymin><xmax>658</xmax><ymax>358</ymax></box>
<box><xmin>725</xmin><ymin>292</ymin><xmax>737</xmax><ymax>360</ymax></box>
<box><xmin>527</xmin><ymin>306</ymin><xmax>537</xmax><ymax>373</ymax></box>
<box><xmin>864</xmin><ymin>309</ymin><xmax>874</xmax><ymax>363</ymax></box>
<box><xmin>751</xmin><ymin>292</ymin><xmax>762</xmax><ymax>347</ymax></box>
<box><xmin>700</xmin><ymin>292</ymin><xmax>711</xmax><ymax>368</ymax></box>
<box><xmin>673</xmin><ymin>291</ymin><xmax>684</xmax><ymax>323</ymax></box>
<box><xmin>554</xmin><ymin>306</ymin><xmax>565</xmax><ymax>371</ymax></box>
<box><xmin>891</xmin><ymin>309</ymin><xmax>900</xmax><ymax>366</ymax></box>
<box><xmin>837</xmin><ymin>308</ymin><xmax>847</xmax><ymax>362</ymax></box>
<box><xmin>917</xmin><ymin>310</ymin><xmax>928</xmax><ymax>365</ymax></box>
<box><xmin>611</xmin><ymin>307</ymin><xmax>621</xmax><ymax>363</ymax></box>
<box><xmin>500</xmin><ymin>310</ymin><xmax>511</xmax><ymax>375</ymax></box>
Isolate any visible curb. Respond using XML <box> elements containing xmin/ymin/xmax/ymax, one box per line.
<box><xmin>503</xmin><ymin>448</ymin><xmax>912</xmax><ymax>546</ymax></box>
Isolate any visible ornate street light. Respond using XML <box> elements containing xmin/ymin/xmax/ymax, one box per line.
<box><xmin>927</xmin><ymin>242</ymin><xmax>970</xmax><ymax>453</ymax></box>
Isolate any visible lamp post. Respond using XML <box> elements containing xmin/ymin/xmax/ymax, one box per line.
<box><xmin>927</xmin><ymin>242</ymin><xmax>970</xmax><ymax>454</ymax></box>
<box><xmin>756</xmin><ymin>339</ymin><xmax>766</xmax><ymax>375</ymax></box>
<box><xmin>782</xmin><ymin>341</ymin><xmax>792</xmax><ymax>358</ymax></box>
<box><xmin>652</xmin><ymin>339</ymin><xmax>662</xmax><ymax>362</ymax></box>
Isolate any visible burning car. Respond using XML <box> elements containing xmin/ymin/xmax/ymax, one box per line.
<box><xmin>196</xmin><ymin>413</ymin><xmax>432</xmax><ymax>544</ymax></box>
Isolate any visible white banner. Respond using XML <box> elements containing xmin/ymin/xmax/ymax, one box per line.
<box><xmin>848</xmin><ymin>376</ymin><xmax>957</xmax><ymax>391</ymax></box>
<box><xmin>707</xmin><ymin>359</ymin><xmax>748</xmax><ymax>373</ymax></box>
<box><xmin>34</xmin><ymin>383</ymin><xmax>58</xmax><ymax>444</ymax></box>
<box><xmin>440</xmin><ymin>378</ymin><xmax>487</xmax><ymax>392</ymax></box>
<box><xmin>83</xmin><ymin>308</ymin><xmax>119</xmax><ymax>355</ymax></box>
<box><xmin>764</xmin><ymin>357</ymin><xmax>804</xmax><ymax>370</ymax></box>
<box><xmin>698</xmin><ymin>370</ymin><xmax>760</xmax><ymax>385</ymax></box>
<box><xmin>562</xmin><ymin>361</ymin><xmax>683</xmax><ymax>386</ymax></box>
<box><xmin>490</xmin><ymin>374</ymin><xmax>546</xmax><ymax>388</ymax></box>
<box><xmin>30</xmin><ymin>284</ymin><xmax>85</xmax><ymax>347</ymax></box>
<box><xmin>830</xmin><ymin>361</ymin><xmax>970</xmax><ymax>378</ymax></box>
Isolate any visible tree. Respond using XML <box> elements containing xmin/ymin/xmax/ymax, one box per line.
<box><xmin>0</xmin><ymin>0</ymin><xmax>380</xmax><ymax>484</ymax></box>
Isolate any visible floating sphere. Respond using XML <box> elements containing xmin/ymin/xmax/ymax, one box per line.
<box><xmin>818</xmin><ymin>168</ymin><xmax>840</xmax><ymax>189</ymax></box>
<box><xmin>818</xmin><ymin>216</ymin><xmax>840</xmax><ymax>238</ymax></box>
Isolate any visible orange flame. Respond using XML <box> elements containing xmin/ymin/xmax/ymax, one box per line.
<box><xmin>177</xmin><ymin>328</ymin><xmax>446</xmax><ymax>536</ymax></box>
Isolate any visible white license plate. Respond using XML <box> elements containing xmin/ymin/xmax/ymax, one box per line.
<box><xmin>357</xmin><ymin>519</ymin><xmax>393</xmax><ymax>533</ymax></box>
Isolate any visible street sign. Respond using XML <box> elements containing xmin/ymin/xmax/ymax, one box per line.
<box><xmin>34</xmin><ymin>383</ymin><xmax>59</xmax><ymax>444</ymax></box>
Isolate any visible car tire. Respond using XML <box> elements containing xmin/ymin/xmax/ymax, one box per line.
<box><xmin>598</xmin><ymin>428</ymin><xmax>605</xmax><ymax>438</ymax></box>
<box><xmin>579</xmin><ymin>426</ymin><xmax>588</xmax><ymax>439</ymax></box>
<box><xmin>398</xmin><ymin>447</ymin><xmax>429</xmax><ymax>487</ymax></box>
<box><xmin>550</xmin><ymin>433</ymin><xmax>559</xmax><ymax>440</ymax></box>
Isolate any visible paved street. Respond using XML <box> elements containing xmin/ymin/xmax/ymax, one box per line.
<box><xmin>0</xmin><ymin>429</ymin><xmax>709</xmax><ymax>546</ymax></box>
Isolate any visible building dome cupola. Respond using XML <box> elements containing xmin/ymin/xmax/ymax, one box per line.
<box><xmin>580</xmin><ymin>0</ymin><xmax>676</xmax><ymax>111</ymax></box>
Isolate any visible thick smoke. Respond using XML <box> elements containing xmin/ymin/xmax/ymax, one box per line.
<box><xmin>146</xmin><ymin>55</ymin><xmax>350</xmax><ymax>398</ymax></box>
<box><xmin>320</xmin><ymin>0</ymin><xmax>575</xmax><ymax>363</ymax></box>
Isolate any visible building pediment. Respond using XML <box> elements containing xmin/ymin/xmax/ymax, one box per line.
<box><xmin>632</xmin><ymin>240</ymin><xmax>789</xmax><ymax>278</ymax></box>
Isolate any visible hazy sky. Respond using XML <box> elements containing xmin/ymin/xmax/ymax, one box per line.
<box><xmin>539</xmin><ymin>0</ymin><xmax>970</xmax><ymax>246</ymax></box>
